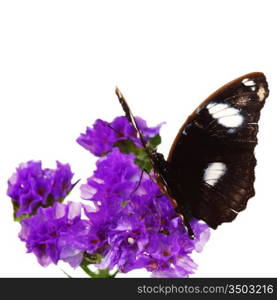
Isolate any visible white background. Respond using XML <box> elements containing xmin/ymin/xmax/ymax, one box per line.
<box><xmin>0</xmin><ymin>0</ymin><xmax>276</xmax><ymax>278</ymax></box>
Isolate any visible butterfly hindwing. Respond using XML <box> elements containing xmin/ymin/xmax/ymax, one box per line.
<box><xmin>167</xmin><ymin>72</ymin><xmax>269</xmax><ymax>229</ymax></box>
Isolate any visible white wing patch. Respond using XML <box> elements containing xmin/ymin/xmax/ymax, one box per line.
<box><xmin>204</xmin><ymin>162</ymin><xmax>227</xmax><ymax>186</ymax></box>
<box><xmin>207</xmin><ymin>102</ymin><xmax>243</xmax><ymax>128</ymax></box>
<box><xmin>257</xmin><ymin>85</ymin><xmax>266</xmax><ymax>101</ymax></box>
<box><xmin>242</xmin><ymin>78</ymin><xmax>256</xmax><ymax>87</ymax></box>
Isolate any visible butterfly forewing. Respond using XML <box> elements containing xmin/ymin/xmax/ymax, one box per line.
<box><xmin>167</xmin><ymin>72</ymin><xmax>269</xmax><ymax>229</ymax></box>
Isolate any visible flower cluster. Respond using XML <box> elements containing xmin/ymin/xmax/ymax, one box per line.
<box><xmin>7</xmin><ymin>114</ymin><xmax>210</xmax><ymax>277</ymax></box>
<box><xmin>19</xmin><ymin>202</ymin><xmax>90</xmax><ymax>267</ymax></box>
<box><xmin>81</xmin><ymin>148</ymin><xmax>210</xmax><ymax>277</ymax></box>
<box><xmin>7</xmin><ymin>161</ymin><xmax>74</xmax><ymax>218</ymax></box>
<box><xmin>77</xmin><ymin>116</ymin><xmax>163</xmax><ymax>157</ymax></box>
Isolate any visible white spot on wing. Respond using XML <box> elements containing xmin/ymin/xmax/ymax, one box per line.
<box><xmin>207</xmin><ymin>103</ymin><xmax>228</xmax><ymax>114</ymax></box>
<box><xmin>242</xmin><ymin>78</ymin><xmax>256</xmax><ymax>87</ymax></box>
<box><xmin>206</xmin><ymin>102</ymin><xmax>244</xmax><ymax>128</ymax></box>
<box><xmin>250</xmin><ymin>86</ymin><xmax>256</xmax><ymax>91</ymax></box>
<box><xmin>257</xmin><ymin>85</ymin><xmax>266</xmax><ymax>101</ymax></box>
<box><xmin>204</xmin><ymin>162</ymin><xmax>227</xmax><ymax>186</ymax></box>
<box><xmin>227</xmin><ymin>128</ymin><xmax>236</xmax><ymax>134</ymax></box>
<box><xmin>212</xmin><ymin>106</ymin><xmax>239</xmax><ymax>118</ymax></box>
<box><xmin>218</xmin><ymin>114</ymin><xmax>244</xmax><ymax>127</ymax></box>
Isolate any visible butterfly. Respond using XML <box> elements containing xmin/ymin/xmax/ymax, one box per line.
<box><xmin>115</xmin><ymin>72</ymin><xmax>269</xmax><ymax>239</ymax></box>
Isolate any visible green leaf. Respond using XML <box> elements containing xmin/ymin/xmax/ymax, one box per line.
<box><xmin>114</xmin><ymin>139</ymin><xmax>153</xmax><ymax>173</ymax></box>
<box><xmin>135</xmin><ymin>153</ymin><xmax>152</xmax><ymax>173</ymax></box>
<box><xmin>147</xmin><ymin>134</ymin><xmax>162</xmax><ymax>150</ymax></box>
<box><xmin>114</xmin><ymin>139</ymin><xmax>138</xmax><ymax>155</ymax></box>
<box><xmin>114</xmin><ymin>134</ymin><xmax>162</xmax><ymax>174</ymax></box>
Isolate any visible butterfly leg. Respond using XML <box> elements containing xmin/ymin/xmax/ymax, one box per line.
<box><xmin>175</xmin><ymin>204</ymin><xmax>195</xmax><ymax>239</ymax></box>
<box><xmin>157</xmin><ymin>192</ymin><xmax>168</xmax><ymax>198</ymax></box>
<box><xmin>130</xmin><ymin>169</ymin><xmax>145</xmax><ymax>195</ymax></box>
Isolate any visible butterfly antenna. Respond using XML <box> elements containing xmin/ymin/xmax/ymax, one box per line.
<box><xmin>115</xmin><ymin>87</ymin><xmax>148</xmax><ymax>150</ymax></box>
<box><xmin>104</xmin><ymin>122</ymin><xmax>123</xmax><ymax>136</ymax></box>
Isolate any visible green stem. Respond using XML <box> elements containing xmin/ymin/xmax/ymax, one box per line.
<box><xmin>80</xmin><ymin>263</ymin><xmax>100</xmax><ymax>278</ymax></box>
<box><xmin>80</xmin><ymin>259</ymin><xmax>118</xmax><ymax>278</ymax></box>
<box><xmin>110</xmin><ymin>270</ymin><xmax>119</xmax><ymax>278</ymax></box>
<box><xmin>59</xmin><ymin>268</ymin><xmax>72</xmax><ymax>278</ymax></box>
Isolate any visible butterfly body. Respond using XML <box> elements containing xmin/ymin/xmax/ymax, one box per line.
<box><xmin>115</xmin><ymin>72</ymin><xmax>269</xmax><ymax>234</ymax></box>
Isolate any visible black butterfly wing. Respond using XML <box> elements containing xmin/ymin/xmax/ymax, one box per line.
<box><xmin>167</xmin><ymin>72</ymin><xmax>269</xmax><ymax>229</ymax></box>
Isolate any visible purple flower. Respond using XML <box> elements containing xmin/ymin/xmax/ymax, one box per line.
<box><xmin>7</xmin><ymin>161</ymin><xmax>75</xmax><ymax>218</ymax></box>
<box><xmin>19</xmin><ymin>202</ymin><xmax>91</xmax><ymax>268</ymax></box>
<box><xmin>77</xmin><ymin>116</ymin><xmax>163</xmax><ymax>157</ymax></box>
<box><xmin>81</xmin><ymin>148</ymin><xmax>210</xmax><ymax>277</ymax></box>
<box><xmin>11</xmin><ymin>110</ymin><xmax>210</xmax><ymax>278</ymax></box>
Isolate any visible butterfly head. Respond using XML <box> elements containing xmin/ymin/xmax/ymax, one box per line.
<box><xmin>150</xmin><ymin>151</ymin><xmax>167</xmax><ymax>173</ymax></box>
